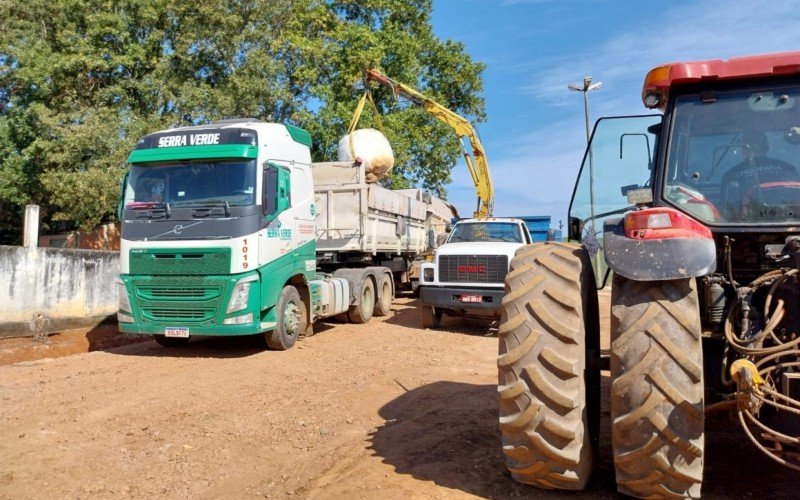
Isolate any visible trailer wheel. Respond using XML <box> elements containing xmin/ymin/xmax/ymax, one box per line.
<box><xmin>375</xmin><ymin>273</ymin><xmax>393</xmax><ymax>316</ymax></box>
<box><xmin>154</xmin><ymin>335</ymin><xmax>189</xmax><ymax>347</ymax></box>
<box><xmin>266</xmin><ymin>285</ymin><xmax>307</xmax><ymax>350</ymax></box>
<box><xmin>348</xmin><ymin>278</ymin><xmax>375</xmax><ymax>324</ymax></box>
<box><xmin>611</xmin><ymin>275</ymin><xmax>704</xmax><ymax>499</ymax></box>
<box><xmin>420</xmin><ymin>305</ymin><xmax>442</xmax><ymax>329</ymax></box>
<box><xmin>498</xmin><ymin>242</ymin><xmax>598</xmax><ymax>490</ymax></box>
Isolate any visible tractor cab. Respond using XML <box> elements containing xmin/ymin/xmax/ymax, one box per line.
<box><xmin>500</xmin><ymin>52</ymin><xmax>800</xmax><ymax>499</ymax></box>
<box><xmin>569</xmin><ymin>52</ymin><xmax>800</xmax><ymax>287</ymax></box>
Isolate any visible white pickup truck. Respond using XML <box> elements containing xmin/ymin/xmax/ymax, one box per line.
<box><xmin>418</xmin><ymin>218</ymin><xmax>532</xmax><ymax>327</ymax></box>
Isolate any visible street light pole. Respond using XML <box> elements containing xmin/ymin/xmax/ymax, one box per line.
<box><xmin>568</xmin><ymin>76</ymin><xmax>602</xmax><ymax>274</ymax></box>
<box><xmin>569</xmin><ymin>76</ymin><xmax>602</xmax><ymax>141</ymax></box>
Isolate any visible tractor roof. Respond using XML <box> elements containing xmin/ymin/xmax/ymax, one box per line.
<box><xmin>642</xmin><ymin>51</ymin><xmax>800</xmax><ymax>110</ymax></box>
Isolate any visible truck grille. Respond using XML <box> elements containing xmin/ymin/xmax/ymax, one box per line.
<box><xmin>144</xmin><ymin>308</ymin><xmax>216</xmax><ymax>321</ymax></box>
<box><xmin>129</xmin><ymin>276</ymin><xmax>228</xmax><ymax>326</ymax></box>
<box><xmin>438</xmin><ymin>255</ymin><xmax>509</xmax><ymax>284</ymax></box>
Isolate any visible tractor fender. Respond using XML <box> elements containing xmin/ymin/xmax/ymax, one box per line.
<box><xmin>603</xmin><ymin>218</ymin><xmax>716</xmax><ymax>281</ymax></box>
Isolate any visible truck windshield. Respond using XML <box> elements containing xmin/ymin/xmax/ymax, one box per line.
<box><xmin>665</xmin><ymin>85</ymin><xmax>800</xmax><ymax>224</ymax></box>
<box><xmin>448</xmin><ymin>222</ymin><xmax>522</xmax><ymax>243</ymax></box>
<box><xmin>124</xmin><ymin>160</ymin><xmax>257</xmax><ymax>208</ymax></box>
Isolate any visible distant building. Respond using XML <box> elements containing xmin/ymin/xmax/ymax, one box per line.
<box><xmin>39</xmin><ymin>222</ymin><xmax>120</xmax><ymax>251</ymax></box>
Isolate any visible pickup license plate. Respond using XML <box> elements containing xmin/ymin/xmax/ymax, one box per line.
<box><xmin>460</xmin><ymin>294</ymin><xmax>483</xmax><ymax>303</ymax></box>
<box><xmin>164</xmin><ymin>327</ymin><xmax>190</xmax><ymax>338</ymax></box>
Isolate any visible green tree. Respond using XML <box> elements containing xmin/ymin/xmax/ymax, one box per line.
<box><xmin>0</xmin><ymin>0</ymin><xmax>484</xmax><ymax>242</ymax></box>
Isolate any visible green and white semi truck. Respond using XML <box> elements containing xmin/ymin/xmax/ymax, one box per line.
<box><xmin>117</xmin><ymin>119</ymin><xmax>451</xmax><ymax>349</ymax></box>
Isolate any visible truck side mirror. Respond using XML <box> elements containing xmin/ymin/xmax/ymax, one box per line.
<box><xmin>117</xmin><ymin>172</ymin><xmax>129</xmax><ymax>220</ymax></box>
<box><xmin>263</xmin><ymin>163</ymin><xmax>291</xmax><ymax>222</ymax></box>
<box><xmin>568</xmin><ymin>216</ymin><xmax>583</xmax><ymax>242</ymax></box>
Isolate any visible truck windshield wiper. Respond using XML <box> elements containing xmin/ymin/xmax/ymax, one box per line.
<box><xmin>126</xmin><ymin>202</ymin><xmax>171</xmax><ymax>219</ymax></box>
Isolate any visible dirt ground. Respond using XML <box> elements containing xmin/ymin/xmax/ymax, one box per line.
<box><xmin>0</xmin><ymin>293</ymin><xmax>795</xmax><ymax>499</ymax></box>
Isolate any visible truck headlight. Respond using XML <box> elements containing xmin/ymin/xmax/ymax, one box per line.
<box><xmin>227</xmin><ymin>275</ymin><xmax>258</xmax><ymax>314</ymax></box>
<box><xmin>117</xmin><ymin>278</ymin><xmax>131</xmax><ymax>312</ymax></box>
<box><xmin>423</xmin><ymin>268</ymin><xmax>434</xmax><ymax>282</ymax></box>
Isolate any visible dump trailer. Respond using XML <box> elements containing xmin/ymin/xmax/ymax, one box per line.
<box><xmin>498</xmin><ymin>51</ymin><xmax>800</xmax><ymax>498</ymax></box>
<box><xmin>312</xmin><ymin>163</ymin><xmax>454</xmax><ymax>291</ymax></box>
<box><xmin>117</xmin><ymin>119</ymin><xmax>448</xmax><ymax>349</ymax></box>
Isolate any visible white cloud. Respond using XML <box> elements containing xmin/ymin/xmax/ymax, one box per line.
<box><xmin>523</xmin><ymin>0</ymin><xmax>800</xmax><ymax>108</ymax></box>
<box><xmin>443</xmin><ymin>0</ymin><xmax>800</xmax><ymax>224</ymax></box>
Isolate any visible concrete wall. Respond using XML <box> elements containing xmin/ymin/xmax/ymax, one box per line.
<box><xmin>0</xmin><ymin>246</ymin><xmax>119</xmax><ymax>337</ymax></box>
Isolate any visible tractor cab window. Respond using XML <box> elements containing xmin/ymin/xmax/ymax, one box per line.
<box><xmin>665</xmin><ymin>86</ymin><xmax>800</xmax><ymax>224</ymax></box>
<box><xmin>568</xmin><ymin>115</ymin><xmax>661</xmax><ymax>286</ymax></box>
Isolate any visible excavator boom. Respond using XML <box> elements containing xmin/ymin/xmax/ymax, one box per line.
<box><xmin>365</xmin><ymin>69</ymin><xmax>493</xmax><ymax>218</ymax></box>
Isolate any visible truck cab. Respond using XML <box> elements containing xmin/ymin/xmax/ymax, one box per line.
<box><xmin>417</xmin><ymin>218</ymin><xmax>531</xmax><ymax>327</ymax></box>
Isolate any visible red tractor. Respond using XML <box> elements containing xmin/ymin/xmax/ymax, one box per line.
<box><xmin>498</xmin><ymin>51</ymin><xmax>800</xmax><ymax>498</ymax></box>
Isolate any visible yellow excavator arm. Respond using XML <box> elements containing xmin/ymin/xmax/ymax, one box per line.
<box><xmin>365</xmin><ymin>69</ymin><xmax>494</xmax><ymax>218</ymax></box>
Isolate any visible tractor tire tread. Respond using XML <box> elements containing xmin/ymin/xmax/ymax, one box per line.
<box><xmin>498</xmin><ymin>242</ymin><xmax>596</xmax><ymax>490</ymax></box>
<box><xmin>611</xmin><ymin>275</ymin><xmax>704</xmax><ymax>499</ymax></box>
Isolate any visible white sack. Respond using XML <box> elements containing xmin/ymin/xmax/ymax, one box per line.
<box><xmin>337</xmin><ymin>128</ymin><xmax>395</xmax><ymax>182</ymax></box>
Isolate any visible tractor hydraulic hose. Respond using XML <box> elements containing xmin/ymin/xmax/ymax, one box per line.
<box><xmin>738</xmin><ymin>411</ymin><xmax>800</xmax><ymax>472</ymax></box>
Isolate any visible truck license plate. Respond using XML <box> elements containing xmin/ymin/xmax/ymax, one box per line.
<box><xmin>164</xmin><ymin>327</ymin><xmax>190</xmax><ymax>338</ymax></box>
<box><xmin>460</xmin><ymin>294</ymin><xmax>483</xmax><ymax>303</ymax></box>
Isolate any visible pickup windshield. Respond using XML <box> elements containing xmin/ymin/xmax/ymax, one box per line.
<box><xmin>448</xmin><ymin>222</ymin><xmax>522</xmax><ymax>243</ymax></box>
<box><xmin>665</xmin><ymin>85</ymin><xmax>800</xmax><ymax>224</ymax></box>
<box><xmin>124</xmin><ymin>160</ymin><xmax>257</xmax><ymax>208</ymax></box>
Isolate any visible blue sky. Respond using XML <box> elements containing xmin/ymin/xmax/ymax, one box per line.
<box><xmin>430</xmin><ymin>0</ymin><xmax>800</xmax><ymax>227</ymax></box>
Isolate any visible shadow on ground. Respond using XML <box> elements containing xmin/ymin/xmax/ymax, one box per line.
<box><xmin>368</xmin><ymin>374</ymin><xmax>796</xmax><ymax>499</ymax></box>
<box><xmin>384</xmin><ymin>298</ymin><xmax>499</xmax><ymax>338</ymax></box>
<box><xmin>369</xmin><ymin>378</ymin><xmax>619</xmax><ymax>499</ymax></box>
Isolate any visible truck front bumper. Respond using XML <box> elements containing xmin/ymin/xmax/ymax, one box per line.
<box><xmin>420</xmin><ymin>286</ymin><xmax>504</xmax><ymax>312</ymax></box>
<box><xmin>118</xmin><ymin>272</ymin><xmax>268</xmax><ymax>337</ymax></box>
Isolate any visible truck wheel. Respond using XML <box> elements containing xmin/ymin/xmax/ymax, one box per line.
<box><xmin>498</xmin><ymin>242</ymin><xmax>598</xmax><ymax>490</ymax></box>
<box><xmin>375</xmin><ymin>273</ymin><xmax>393</xmax><ymax>316</ymax></box>
<box><xmin>420</xmin><ymin>305</ymin><xmax>442</xmax><ymax>329</ymax></box>
<box><xmin>611</xmin><ymin>275</ymin><xmax>704</xmax><ymax>499</ymax></box>
<box><xmin>266</xmin><ymin>285</ymin><xmax>307</xmax><ymax>350</ymax></box>
<box><xmin>348</xmin><ymin>278</ymin><xmax>375</xmax><ymax>324</ymax></box>
<box><xmin>154</xmin><ymin>335</ymin><xmax>189</xmax><ymax>347</ymax></box>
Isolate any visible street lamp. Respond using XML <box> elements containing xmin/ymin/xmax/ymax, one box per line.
<box><xmin>568</xmin><ymin>76</ymin><xmax>602</xmax><ymax>277</ymax></box>
<box><xmin>568</xmin><ymin>76</ymin><xmax>602</xmax><ymax>143</ymax></box>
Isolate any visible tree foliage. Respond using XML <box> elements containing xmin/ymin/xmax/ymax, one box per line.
<box><xmin>0</xmin><ymin>0</ymin><xmax>484</xmax><ymax>242</ymax></box>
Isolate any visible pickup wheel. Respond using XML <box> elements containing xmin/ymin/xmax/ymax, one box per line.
<box><xmin>154</xmin><ymin>335</ymin><xmax>189</xmax><ymax>347</ymax></box>
<box><xmin>348</xmin><ymin>278</ymin><xmax>375</xmax><ymax>324</ymax></box>
<box><xmin>420</xmin><ymin>305</ymin><xmax>443</xmax><ymax>329</ymax></box>
<box><xmin>498</xmin><ymin>242</ymin><xmax>598</xmax><ymax>490</ymax></box>
<box><xmin>266</xmin><ymin>285</ymin><xmax>307</xmax><ymax>350</ymax></box>
<box><xmin>375</xmin><ymin>273</ymin><xmax>393</xmax><ymax>316</ymax></box>
<box><xmin>610</xmin><ymin>275</ymin><xmax>704</xmax><ymax>499</ymax></box>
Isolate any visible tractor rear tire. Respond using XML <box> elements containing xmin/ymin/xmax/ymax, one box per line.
<box><xmin>610</xmin><ymin>275</ymin><xmax>704</xmax><ymax>499</ymax></box>
<box><xmin>375</xmin><ymin>273</ymin><xmax>393</xmax><ymax>316</ymax></box>
<box><xmin>348</xmin><ymin>278</ymin><xmax>375</xmax><ymax>324</ymax></box>
<box><xmin>498</xmin><ymin>242</ymin><xmax>599</xmax><ymax>490</ymax></box>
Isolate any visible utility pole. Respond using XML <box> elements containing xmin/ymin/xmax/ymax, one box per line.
<box><xmin>568</xmin><ymin>77</ymin><xmax>602</xmax><ymax>275</ymax></box>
